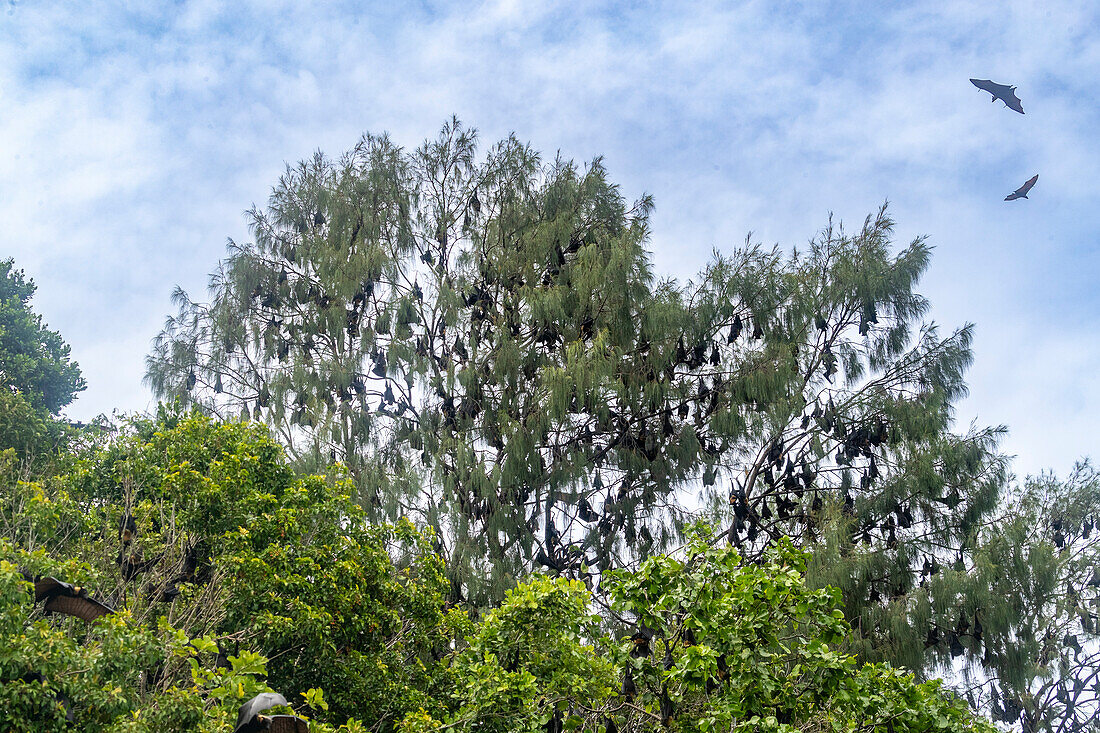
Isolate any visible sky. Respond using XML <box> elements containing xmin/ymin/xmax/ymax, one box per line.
<box><xmin>1</xmin><ymin>0</ymin><xmax>1097</xmax><ymax>478</ymax></box>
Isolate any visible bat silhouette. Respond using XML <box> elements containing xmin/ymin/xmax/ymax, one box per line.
<box><xmin>116</xmin><ymin>549</ymin><xmax>164</xmax><ymax>582</ymax></box>
<box><xmin>970</xmin><ymin>79</ymin><xmax>1024</xmax><ymax>114</ymax></box>
<box><xmin>1005</xmin><ymin>174</ymin><xmax>1038</xmax><ymax>201</ymax></box>
<box><xmin>25</xmin><ymin>574</ymin><xmax>115</xmax><ymax>622</ymax></box>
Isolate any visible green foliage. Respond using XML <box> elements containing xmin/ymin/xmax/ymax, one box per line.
<box><xmin>0</xmin><ymin>410</ymin><xmax>458</xmax><ymax>731</ymax></box>
<box><xmin>143</xmin><ymin>122</ymin><xmax>1007</xmax><ymax>651</ymax></box>
<box><xmin>0</xmin><ymin>407</ymin><xmax>1001</xmax><ymax>730</ymax></box>
<box><xmin>602</xmin><ymin>530</ymin><xmax>992</xmax><ymax>732</ymax></box>
<box><xmin>404</xmin><ymin>529</ymin><xmax>993</xmax><ymax>733</ymax></box>
<box><xmin>0</xmin><ymin>553</ymin><xmax>277</xmax><ymax>732</ymax></box>
<box><xmin>0</xmin><ymin>391</ymin><xmax>60</xmax><ymax>458</ymax></box>
<box><xmin>0</xmin><ymin>258</ymin><xmax>86</xmax><ymax>414</ymax></box>
<box><xmin>220</xmin><ymin>502</ymin><xmax>455</xmax><ymax>725</ymax></box>
<box><xmin>445</xmin><ymin>575</ymin><xmax>614</xmax><ymax>733</ymax></box>
<box><xmin>931</xmin><ymin>464</ymin><xmax>1100</xmax><ymax>731</ymax></box>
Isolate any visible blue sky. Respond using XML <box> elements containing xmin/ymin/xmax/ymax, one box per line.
<box><xmin>1</xmin><ymin>0</ymin><xmax>1097</xmax><ymax>477</ymax></box>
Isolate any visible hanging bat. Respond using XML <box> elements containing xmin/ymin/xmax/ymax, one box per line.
<box><xmin>578</xmin><ymin>497</ymin><xmax>600</xmax><ymax>523</ymax></box>
<box><xmin>145</xmin><ymin>579</ymin><xmax>181</xmax><ymax>603</ymax></box>
<box><xmin>119</xmin><ymin>514</ymin><xmax>137</xmax><ymax>544</ymax></box>
<box><xmin>117</xmin><ymin>550</ymin><xmax>164</xmax><ymax>582</ymax></box>
<box><xmin>1005</xmin><ymin>174</ymin><xmax>1038</xmax><ymax>201</ymax></box>
<box><xmin>28</xmin><ymin>575</ymin><xmax>115</xmax><ymax>622</ymax></box>
<box><xmin>630</xmin><ymin>626</ymin><xmax>653</xmax><ymax>659</ymax></box>
<box><xmin>970</xmin><ymin>78</ymin><xmax>1024</xmax><ymax>114</ymax></box>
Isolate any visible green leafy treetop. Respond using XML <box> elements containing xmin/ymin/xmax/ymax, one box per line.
<box><xmin>0</xmin><ymin>258</ymin><xmax>86</xmax><ymax>414</ymax></box>
<box><xmin>404</xmin><ymin>528</ymin><xmax>995</xmax><ymax>733</ymax></box>
<box><xmin>144</xmin><ymin>121</ymin><xmax>1007</xmax><ymax>628</ymax></box>
<box><xmin>0</xmin><ymin>410</ymin><xmax>459</xmax><ymax>731</ymax></box>
<box><xmin>0</xmin><ymin>412</ymin><xmax>995</xmax><ymax>731</ymax></box>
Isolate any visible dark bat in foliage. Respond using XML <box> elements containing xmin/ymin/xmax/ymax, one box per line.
<box><xmin>5</xmin><ymin>672</ymin><xmax>74</xmax><ymax>724</ymax></box>
<box><xmin>117</xmin><ymin>550</ymin><xmax>164</xmax><ymax>582</ymax></box>
<box><xmin>177</xmin><ymin>539</ymin><xmax>210</xmax><ymax>583</ymax></box>
<box><xmin>146</xmin><ymin>579</ymin><xmax>181</xmax><ymax>603</ymax></box>
<box><xmin>630</xmin><ymin>625</ymin><xmax>654</xmax><ymax>659</ymax></box>
<box><xmin>660</xmin><ymin>687</ymin><xmax>674</xmax><ymax>726</ymax></box>
<box><xmin>728</xmin><ymin>314</ymin><xmax>743</xmax><ymax>343</ymax></box>
<box><xmin>970</xmin><ymin>79</ymin><xmax>1024</xmax><ymax>114</ymax></box>
<box><xmin>119</xmin><ymin>513</ymin><xmax>137</xmax><ymax>544</ymax></box>
<box><xmin>578</xmin><ymin>496</ymin><xmax>600</xmax><ymax>523</ymax></box>
<box><xmin>620</xmin><ymin>667</ymin><xmax>637</xmax><ymax>699</ymax></box>
<box><xmin>1005</xmin><ymin>174</ymin><xmax>1038</xmax><ymax>201</ymax></box>
<box><xmin>234</xmin><ymin>692</ymin><xmax>296</xmax><ymax>733</ymax></box>
<box><xmin>26</xmin><ymin>574</ymin><xmax>114</xmax><ymax>622</ymax></box>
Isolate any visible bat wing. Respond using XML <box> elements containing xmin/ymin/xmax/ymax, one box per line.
<box><xmin>43</xmin><ymin>593</ymin><xmax>115</xmax><ymax>622</ymax></box>
<box><xmin>33</xmin><ymin>577</ymin><xmax>72</xmax><ymax>603</ymax></box>
<box><xmin>970</xmin><ymin>78</ymin><xmax>1023</xmax><ymax>112</ymax></box>
<box><xmin>235</xmin><ymin>693</ymin><xmax>289</xmax><ymax>733</ymax></box>
<box><xmin>969</xmin><ymin>78</ymin><xmax>1010</xmax><ymax>97</ymax></box>
<box><xmin>1005</xmin><ymin>174</ymin><xmax>1039</xmax><ymax>201</ymax></box>
<box><xmin>970</xmin><ymin>78</ymin><xmax>998</xmax><ymax>94</ymax></box>
<box><xmin>267</xmin><ymin>715</ymin><xmax>310</xmax><ymax>733</ymax></box>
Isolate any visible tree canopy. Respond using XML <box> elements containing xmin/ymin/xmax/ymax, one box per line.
<box><xmin>0</xmin><ymin>258</ymin><xmax>86</xmax><ymax>414</ymax></box>
<box><xmin>144</xmin><ymin>121</ymin><xmax>1006</xmax><ymax>626</ymax></box>
<box><xmin>0</xmin><ymin>411</ymin><xmax>457</xmax><ymax>731</ymax></box>
<box><xmin>138</xmin><ymin>122</ymin><xmax>1047</xmax><ymax>720</ymax></box>
<box><xmin>0</xmin><ymin>413</ymin><xmax>996</xmax><ymax>732</ymax></box>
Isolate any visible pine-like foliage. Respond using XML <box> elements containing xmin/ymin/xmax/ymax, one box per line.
<box><xmin>940</xmin><ymin>464</ymin><xmax>1100</xmax><ymax>732</ymax></box>
<box><xmin>144</xmin><ymin>121</ymin><xmax>1006</xmax><ymax>626</ymax></box>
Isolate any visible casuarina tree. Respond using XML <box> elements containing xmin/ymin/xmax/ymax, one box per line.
<box><xmin>144</xmin><ymin>120</ymin><xmax>1007</xmax><ymax>638</ymax></box>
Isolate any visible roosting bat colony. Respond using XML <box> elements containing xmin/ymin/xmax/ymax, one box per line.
<box><xmin>9</xmin><ymin>74</ymin><xmax>1049</xmax><ymax>733</ymax></box>
<box><xmin>969</xmin><ymin>78</ymin><xmax>1039</xmax><ymax>201</ymax></box>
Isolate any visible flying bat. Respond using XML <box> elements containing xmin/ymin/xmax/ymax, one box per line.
<box><xmin>235</xmin><ymin>692</ymin><xmax>301</xmax><ymax>733</ymax></box>
<box><xmin>1005</xmin><ymin>174</ymin><xmax>1038</xmax><ymax>201</ymax></box>
<box><xmin>970</xmin><ymin>79</ymin><xmax>1024</xmax><ymax>114</ymax></box>
<box><xmin>26</xmin><ymin>575</ymin><xmax>115</xmax><ymax>622</ymax></box>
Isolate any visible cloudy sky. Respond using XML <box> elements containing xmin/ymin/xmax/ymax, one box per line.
<box><xmin>1</xmin><ymin>0</ymin><xmax>1096</xmax><ymax>477</ymax></box>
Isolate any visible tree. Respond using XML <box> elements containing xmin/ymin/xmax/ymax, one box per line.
<box><xmin>146</xmin><ymin>119</ymin><xmax>695</xmax><ymax>604</ymax></box>
<box><xmin>0</xmin><ymin>411</ymin><xmax>995</xmax><ymax>732</ymax></box>
<box><xmin>0</xmin><ymin>389</ymin><xmax>59</xmax><ymax>457</ymax></box>
<box><xmin>144</xmin><ymin>121</ymin><xmax>1006</xmax><ymax>623</ymax></box>
<box><xmin>0</xmin><ymin>549</ymin><xmax>292</xmax><ymax>732</ymax></box>
<box><xmin>0</xmin><ymin>410</ymin><xmax>458</xmax><ymax>730</ymax></box>
<box><xmin>0</xmin><ymin>258</ymin><xmax>86</xmax><ymax>414</ymax></box>
<box><xmin>937</xmin><ymin>464</ymin><xmax>1100</xmax><ymax>732</ymax></box>
<box><xmin>403</xmin><ymin>530</ymin><xmax>996</xmax><ymax>733</ymax></box>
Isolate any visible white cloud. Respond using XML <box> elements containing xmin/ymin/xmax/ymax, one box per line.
<box><xmin>1</xmin><ymin>0</ymin><xmax>1096</xmax><ymax>475</ymax></box>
